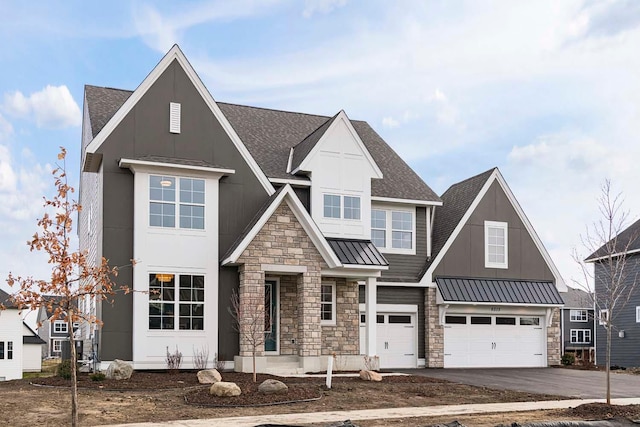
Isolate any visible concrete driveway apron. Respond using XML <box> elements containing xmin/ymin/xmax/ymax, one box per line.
<box><xmin>399</xmin><ymin>368</ymin><xmax>640</xmax><ymax>398</ymax></box>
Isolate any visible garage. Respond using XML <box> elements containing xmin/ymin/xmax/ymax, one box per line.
<box><xmin>443</xmin><ymin>313</ymin><xmax>546</xmax><ymax>368</ymax></box>
<box><xmin>359</xmin><ymin>310</ymin><xmax>418</xmax><ymax>369</ymax></box>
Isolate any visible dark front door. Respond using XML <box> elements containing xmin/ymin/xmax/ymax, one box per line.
<box><xmin>264</xmin><ymin>280</ymin><xmax>277</xmax><ymax>352</ymax></box>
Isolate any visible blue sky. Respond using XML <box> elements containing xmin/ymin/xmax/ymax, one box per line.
<box><xmin>1</xmin><ymin>0</ymin><xmax>640</xmax><ymax>300</ymax></box>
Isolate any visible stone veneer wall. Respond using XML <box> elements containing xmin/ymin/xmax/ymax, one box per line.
<box><xmin>237</xmin><ymin>202</ymin><xmax>327</xmax><ymax>358</ymax></box>
<box><xmin>279</xmin><ymin>275</ymin><xmax>298</xmax><ymax>355</ymax></box>
<box><xmin>425</xmin><ymin>287</ymin><xmax>444</xmax><ymax>368</ymax></box>
<box><xmin>321</xmin><ymin>277</ymin><xmax>360</xmax><ymax>355</ymax></box>
<box><xmin>547</xmin><ymin>307</ymin><xmax>561</xmax><ymax>366</ymax></box>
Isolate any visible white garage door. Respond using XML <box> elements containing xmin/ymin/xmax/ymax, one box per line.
<box><xmin>444</xmin><ymin>314</ymin><xmax>545</xmax><ymax>368</ymax></box>
<box><xmin>360</xmin><ymin>312</ymin><xmax>417</xmax><ymax>369</ymax></box>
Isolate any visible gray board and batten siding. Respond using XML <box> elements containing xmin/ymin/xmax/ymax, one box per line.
<box><xmin>381</xmin><ymin>206</ymin><xmax>428</xmax><ymax>282</ymax></box>
<box><xmin>433</xmin><ymin>180</ymin><xmax>554</xmax><ymax>282</ymax></box>
<box><xmin>85</xmin><ymin>60</ymin><xmax>270</xmax><ymax>361</ymax></box>
<box><xmin>594</xmin><ymin>256</ymin><xmax>640</xmax><ymax>367</ymax></box>
<box><xmin>358</xmin><ymin>286</ymin><xmax>425</xmax><ymax>359</ymax></box>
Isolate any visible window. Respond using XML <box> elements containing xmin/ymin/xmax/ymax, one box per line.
<box><xmin>178</xmin><ymin>275</ymin><xmax>204</xmax><ymax>330</ymax></box>
<box><xmin>53</xmin><ymin>320</ymin><xmax>68</xmax><ymax>334</ymax></box>
<box><xmin>371</xmin><ymin>208</ymin><xmax>415</xmax><ymax>252</ymax></box>
<box><xmin>7</xmin><ymin>342</ymin><xmax>12</xmax><ymax>360</ymax></box>
<box><xmin>570</xmin><ymin>309</ymin><xmax>588</xmax><ymax>322</ymax></box>
<box><xmin>52</xmin><ymin>340</ymin><xmax>62</xmax><ymax>353</ymax></box>
<box><xmin>323</xmin><ymin>194</ymin><xmax>341</xmax><ymax>218</ymax></box>
<box><xmin>445</xmin><ymin>315</ymin><xmax>467</xmax><ymax>324</ymax></box>
<box><xmin>320</xmin><ymin>282</ymin><xmax>336</xmax><ymax>325</ymax></box>
<box><xmin>570</xmin><ymin>329</ymin><xmax>591</xmax><ymax>344</ymax></box>
<box><xmin>0</xmin><ymin>342</ymin><xmax>3</xmax><ymax>359</ymax></box>
<box><xmin>520</xmin><ymin>317</ymin><xmax>540</xmax><ymax>326</ymax></box>
<box><xmin>471</xmin><ymin>316</ymin><xmax>492</xmax><ymax>325</ymax></box>
<box><xmin>599</xmin><ymin>309</ymin><xmax>609</xmax><ymax>326</ymax></box>
<box><xmin>496</xmin><ymin>317</ymin><xmax>516</xmax><ymax>325</ymax></box>
<box><xmin>150</xmin><ymin>176</ymin><xmax>205</xmax><ymax>229</ymax></box>
<box><xmin>344</xmin><ymin>196</ymin><xmax>361</xmax><ymax>220</ymax></box>
<box><xmin>636</xmin><ymin>306</ymin><xmax>640</xmax><ymax>323</ymax></box>
<box><xmin>485</xmin><ymin>221</ymin><xmax>508</xmax><ymax>269</ymax></box>
<box><xmin>149</xmin><ymin>273</ymin><xmax>205</xmax><ymax>330</ymax></box>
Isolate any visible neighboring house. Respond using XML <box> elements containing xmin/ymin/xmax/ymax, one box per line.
<box><xmin>586</xmin><ymin>218</ymin><xmax>640</xmax><ymax>368</ymax></box>
<box><xmin>0</xmin><ymin>289</ymin><xmax>45</xmax><ymax>380</ymax></box>
<box><xmin>560</xmin><ymin>287</ymin><xmax>595</xmax><ymax>363</ymax></box>
<box><xmin>36</xmin><ymin>296</ymin><xmax>79</xmax><ymax>359</ymax></box>
<box><xmin>78</xmin><ymin>45</ymin><xmax>566</xmax><ymax>373</ymax></box>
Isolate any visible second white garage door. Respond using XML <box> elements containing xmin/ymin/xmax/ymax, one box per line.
<box><xmin>444</xmin><ymin>314</ymin><xmax>545</xmax><ymax>368</ymax></box>
<box><xmin>359</xmin><ymin>312</ymin><xmax>417</xmax><ymax>369</ymax></box>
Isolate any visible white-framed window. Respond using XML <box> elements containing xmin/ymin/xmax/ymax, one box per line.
<box><xmin>53</xmin><ymin>320</ymin><xmax>68</xmax><ymax>334</ymax></box>
<box><xmin>0</xmin><ymin>342</ymin><xmax>3</xmax><ymax>359</ymax></box>
<box><xmin>570</xmin><ymin>329</ymin><xmax>591</xmax><ymax>344</ymax></box>
<box><xmin>344</xmin><ymin>196</ymin><xmax>361</xmax><ymax>220</ymax></box>
<box><xmin>485</xmin><ymin>221</ymin><xmax>508</xmax><ymax>269</ymax></box>
<box><xmin>323</xmin><ymin>194</ymin><xmax>341</xmax><ymax>218</ymax></box>
<box><xmin>570</xmin><ymin>309</ymin><xmax>588</xmax><ymax>322</ymax></box>
<box><xmin>150</xmin><ymin>175</ymin><xmax>205</xmax><ymax>230</ymax></box>
<box><xmin>636</xmin><ymin>306</ymin><xmax>640</xmax><ymax>323</ymax></box>
<box><xmin>320</xmin><ymin>282</ymin><xmax>336</xmax><ymax>325</ymax></box>
<box><xmin>599</xmin><ymin>309</ymin><xmax>609</xmax><ymax>326</ymax></box>
<box><xmin>52</xmin><ymin>339</ymin><xmax>62</xmax><ymax>353</ymax></box>
<box><xmin>371</xmin><ymin>207</ymin><xmax>415</xmax><ymax>253</ymax></box>
<box><xmin>7</xmin><ymin>341</ymin><xmax>12</xmax><ymax>360</ymax></box>
<box><xmin>149</xmin><ymin>273</ymin><xmax>204</xmax><ymax>330</ymax></box>
<box><xmin>323</xmin><ymin>194</ymin><xmax>361</xmax><ymax>220</ymax></box>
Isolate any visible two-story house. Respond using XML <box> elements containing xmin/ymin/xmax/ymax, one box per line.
<box><xmin>560</xmin><ymin>287</ymin><xmax>595</xmax><ymax>364</ymax></box>
<box><xmin>36</xmin><ymin>296</ymin><xmax>80</xmax><ymax>359</ymax></box>
<box><xmin>79</xmin><ymin>45</ymin><xmax>566</xmax><ymax>373</ymax></box>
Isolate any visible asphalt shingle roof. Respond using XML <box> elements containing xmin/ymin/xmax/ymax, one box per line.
<box><xmin>562</xmin><ymin>287</ymin><xmax>593</xmax><ymax>309</ymax></box>
<box><xmin>290</xmin><ymin>113</ymin><xmax>338</xmax><ymax>172</ymax></box>
<box><xmin>587</xmin><ymin>217</ymin><xmax>640</xmax><ymax>260</ymax></box>
<box><xmin>0</xmin><ymin>288</ymin><xmax>16</xmax><ymax>309</ymax></box>
<box><xmin>84</xmin><ymin>86</ymin><xmax>440</xmax><ymax>202</ymax></box>
<box><xmin>133</xmin><ymin>155</ymin><xmax>231</xmax><ymax>170</ymax></box>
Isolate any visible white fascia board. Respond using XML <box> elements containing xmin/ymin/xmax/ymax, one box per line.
<box><xmin>292</xmin><ymin>110</ymin><xmax>383</xmax><ymax>178</ymax></box>
<box><xmin>585</xmin><ymin>248</ymin><xmax>640</xmax><ymax>263</ymax></box>
<box><xmin>421</xmin><ymin>170</ymin><xmax>497</xmax><ymax>285</ymax></box>
<box><xmin>341</xmin><ymin>264</ymin><xmax>389</xmax><ymax>270</ymax></box>
<box><xmin>269</xmin><ymin>177</ymin><xmax>311</xmax><ymax>186</ymax></box>
<box><xmin>286</xmin><ymin>147</ymin><xmax>294</xmax><ymax>174</ymax></box>
<box><xmin>371</xmin><ymin>196</ymin><xmax>443</xmax><ymax>206</ymax></box>
<box><xmin>119</xmin><ymin>158</ymin><xmax>235</xmax><ymax>176</ymax></box>
<box><xmin>320</xmin><ymin>268</ymin><xmax>382</xmax><ymax>278</ymax></box>
<box><xmin>441</xmin><ymin>300</ymin><xmax>564</xmax><ymax>308</ymax></box>
<box><xmin>85</xmin><ymin>44</ymin><xmax>274</xmax><ymax>196</ymax></box>
<box><xmin>375</xmin><ymin>281</ymin><xmax>429</xmax><ymax>288</ymax></box>
<box><xmin>221</xmin><ymin>185</ymin><xmax>341</xmax><ymax>268</ymax></box>
<box><xmin>493</xmin><ymin>170</ymin><xmax>567</xmax><ymax>292</ymax></box>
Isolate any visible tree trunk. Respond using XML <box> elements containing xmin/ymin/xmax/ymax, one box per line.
<box><xmin>252</xmin><ymin>349</ymin><xmax>257</xmax><ymax>383</ymax></box>
<box><xmin>68</xmin><ymin>316</ymin><xmax>79</xmax><ymax>427</ymax></box>
<box><xmin>606</xmin><ymin>321</ymin><xmax>611</xmax><ymax>404</ymax></box>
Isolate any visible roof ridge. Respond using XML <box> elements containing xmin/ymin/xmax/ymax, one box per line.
<box><xmin>217</xmin><ymin>101</ymin><xmax>335</xmax><ymax>120</ymax></box>
<box><xmin>85</xmin><ymin>84</ymin><xmax>134</xmax><ymax>93</ymax></box>
<box><xmin>444</xmin><ymin>167</ymin><xmax>496</xmax><ymax>194</ymax></box>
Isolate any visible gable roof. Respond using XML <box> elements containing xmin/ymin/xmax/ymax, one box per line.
<box><xmin>586</xmin><ymin>218</ymin><xmax>640</xmax><ymax>262</ymax></box>
<box><xmin>23</xmin><ymin>322</ymin><xmax>46</xmax><ymax>345</ymax></box>
<box><xmin>562</xmin><ymin>287</ymin><xmax>593</xmax><ymax>309</ymax></box>
<box><xmin>421</xmin><ymin>168</ymin><xmax>567</xmax><ymax>291</ymax></box>
<box><xmin>82</xmin><ymin>46</ymin><xmax>440</xmax><ymax>203</ymax></box>
<box><xmin>0</xmin><ymin>288</ymin><xmax>17</xmax><ymax>309</ymax></box>
<box><xmin>290</xmin><ymin>113</ymin><xmax>339</xmax><ymax>172</ymax></box>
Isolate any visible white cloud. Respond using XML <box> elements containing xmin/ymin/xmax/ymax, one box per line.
<box><xmin>0</xmin><ymin>113</ymin><xmax>13</xmax><ymax>141</ymax></box>
<box><xmin>3</xmin><ymin>85</ymin><xmax>81</xmax><ymax>129</ymax></box>
<box><xmin>382</xmin><ymin>116</ymin><xmax>399</xmax><ymax>129</ymax></box>
<box><xmin>302</xmin><ymin>0</ymin><xmax>347</xmax><ymax>18</ymax></box>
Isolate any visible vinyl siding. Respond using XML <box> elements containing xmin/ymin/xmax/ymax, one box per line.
<box><xmin>561</xmin><ymin>308</ymin><xmax>595</xmax><ymax>352</ymax></box>
<box><xmin>380</xmin><ymin>206</ymin><xmax>427</xmax><ymax>282</ymax></box>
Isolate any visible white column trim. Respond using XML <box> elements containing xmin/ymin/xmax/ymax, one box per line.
<box><xmin>365</xmin><ymin>277</ymin><xmax>377</xmax><ymax>357</ymax></box>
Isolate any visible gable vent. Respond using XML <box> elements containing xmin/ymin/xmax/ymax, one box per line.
<box><xmin>169</xmin><ymin>102</ymin><xmax>181</xmax><ymax>134</ymax></box>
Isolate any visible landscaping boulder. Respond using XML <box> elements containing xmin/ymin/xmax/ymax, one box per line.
<box><xmin>197</xmin><ymin>369</ymin><xmax>222</xmax><ymax>384</ymax></box>
<box><xmin>105</xmin><ymin>359</ymin><xmax>133</xmax><ymax>380</ymax></box>
<box><xmin>258</xmin><ymin>378</ymin><xmax>288</xmax><ymax>394</ymax></box>
<box><xmin>209</xmin><ymin>381</ymin><xmax>241</xmax><ymax>397</ymax></box>
<box><xmin>359</xmin><ymin>369</ymin><xmax>382</xmax><ymax>382</ymax></box>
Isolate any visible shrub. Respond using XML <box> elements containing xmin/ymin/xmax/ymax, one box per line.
<box><xmin>166</xmin><ymin>346</ymin><xmax>182</xmax><ymax>373</ymax></box>
<box><xmin>57</xmin><ymin>360</ymin><xmax>76</xmax><ymax>379</ymax></box>
<box><xmin>561</xmin><ymin>353</ymin><xmax>576</xmax><ymax>366</ymax></box>
<box><xmin>90</xmin><ymin>372</ymin><xmax>106</xmax><ymax>382</ymax></box>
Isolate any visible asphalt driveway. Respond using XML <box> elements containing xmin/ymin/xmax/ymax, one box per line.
<box><xmin>400</xmin><ymin>368</ymin><xmax>640</xmax><ymax>398</ymax></box>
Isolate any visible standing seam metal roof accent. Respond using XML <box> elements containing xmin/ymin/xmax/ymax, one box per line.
<box><xmin>326</xmin><ymin>238</ymin><xmax>388</xmax><ymax>266</ymax></box>
<box><xmin>436</xmin><ymin>277</ymin><xmax>563</xmax><ymax>305</ymax></box>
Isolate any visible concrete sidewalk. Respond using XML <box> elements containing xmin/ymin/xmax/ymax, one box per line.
<box><xmin>103</xmin><ymin>397</ymin><xmax>640</xmax><ymax>427</ymax></box>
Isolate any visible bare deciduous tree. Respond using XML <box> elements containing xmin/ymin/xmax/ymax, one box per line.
<box><xmin>5</xmin><ymin>148</ymin><xmax>128</xmax><ymax>426</ymax></box>
<box><xmin>573</xmin><ymin>179</ymin><xmax>639</xmax><ymax>404</ymax></box>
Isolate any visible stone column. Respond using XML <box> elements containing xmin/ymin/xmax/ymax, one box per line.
<box><xmin>425</xmin><ymin>287</ymin><xmax>444</xmax><ymax>367</ymax></box>
<box><xmin>547</xmin><ymin>307</ymin><xmax>561</xmax><ymax>366</ymax></box>
<box><xmin>238</xmin><ymin>264</ymin><xmax>265</xmax><ymax>357</ymax></box>
<box><xmin>297</xmin><ymin>270</ymin><xmax>321</xmax><ymax>371</ymax></box>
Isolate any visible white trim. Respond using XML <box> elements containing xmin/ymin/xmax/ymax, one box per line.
<box><xmin>358</xmin><ymin>303</ymin><xmax>418</xmax><ymax>313</ymax></box>
<box><xmin>53</xmin><ymin>320</ymin><xmax>68</xmax><ymax>334</ymax></box>
<box><xmin>320</xmin><ymin>281</ymin><xmax>337</xmax><ymax>326</ymax></box>
<box><xmin>570</xmin><ymin>329</ymin><xmax>591</xmax><ymax>344</ymax></box>
<box><xmin>291</xmin><ymin>110</ymin><xmax>383</xmax><ymax>179</ymax></box>
<box><xmin>371</xmin><ymin>205</ymin><xmax>417</xmax><ymax>255</ymax></box>
<box><xmin>585</xmin><ymin>247</ymin><xmax>640</xmax><ymax>262</ymax></box>
<box><xmin>169</xmin><ymin>102</ymin><xmax>181</xmax><ymax>134</ymax></box>
<box><xmin>85</xmin><ymin>45</ymin><xmax>274</xmax><ymax>195</ymax></box>
<box><xmin>421</xmin><ymin>169</ymin><xmax>567</xmax><ymax>291</ymax></box>
<box><xmin>371</xmin><ymin>196</ymin><xmax>442</xmax><ymax>206</ymax></box>
<box><xmin>484</xmin><ymin>220</ymin><xmax>509</xmax><ymax>269</ymax></box>
<box><xmin>569</xmin><ymin>309</ymin><xmax>588</xmax><ymax>322</ymax></box>
<box><xmin>440</xmin><ymin>300</ymin><xmax>563</xmax><ymax>308</ymax></box>
<box><xmin>321</xmin><ymin>268</ymin><xmax>383</xmax><ymax>278</ymax></box>
<box><xmin>269</xmin><ymin>177</ymin><xmax>311</xmax><ymax>187</ymax></box>
<box><xmin>636</xmin><ymin>306</ymin><xmax>640</xmax><ymax>323</ymax></box>
<box><xmin>264</xmin><ymin>277</ymin><xmax>280</xmax><ymax>355</ymax></box>
<box><xmin>221</xmin><ymin>185</ymin><xmax>341</xmax><ymax>268</ymax></box>
<box><xmin>119</xmin><ymin>158</ymin><xmax>235</xmax><ymax>176</ymax></box>
<box><xmin>341</xmin><ymin>264</ymin><xmax>388</xmax><ymax>270</ymax></box>
<box><xmin>285</xmin><ymin>148</ymin><xmax>294</xmax><ymax>174</ymax></box>
<box><xmin>261</xmin><ymin>264</ymin><xmax>307</xmax><ymax>274</ymax></box>
<box><xmin>598</xmin><ymin>309</ymin><xmax>609</xmax><ymax>326</ymax></box>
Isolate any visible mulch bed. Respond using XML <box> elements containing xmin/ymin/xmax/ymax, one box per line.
<box><xmin>559</xmin><ymin>403</ymin><xmax>640</xmax><ymax>420</ymax></box>
<box><xmin>30</xmin><ymin>371</ymin><xmax>202</xmax><ymax>390</ymax></box>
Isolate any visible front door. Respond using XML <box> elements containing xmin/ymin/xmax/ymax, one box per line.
<box><xmin>264</xmin><ymin>280</ymin><xmax>278</xmax><ymax>352</ymax></box>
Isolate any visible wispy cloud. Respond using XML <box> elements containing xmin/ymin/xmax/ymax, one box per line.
<box><xmin>0</xmin><ymin>113</ymin><xmax>13</xmax><ymax>141</ymax></box>
<box><xmin>302</xmin><ymin>0</ymin><xmax>347</xmax><ymax>18</ymax></box>
<box><xmin>3</xmin><ymin>85</ymin><xmax>81</xmax><ymax>129</ymax></box>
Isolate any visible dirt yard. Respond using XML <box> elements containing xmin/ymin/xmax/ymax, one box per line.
<box><xmin>1</xmin><ymin>370</ymin><xmax>638</xmax><ymax>426</ymax></box>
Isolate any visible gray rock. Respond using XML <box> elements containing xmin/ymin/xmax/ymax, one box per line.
<box><xmin>209</xmin><ymin>381</ymin><xmax>241</xmax><ymax>397</ymax></box>
<box><xmin>197</xmin><ymin>369</ymin><xmax>222</xmax><ymax>384</ymax></box>
<box><xmin>258</xmin><ymin>378</ymin><xmax>288</xmax><ymax>394</ymax></box>
<box><xmin>105</xmin><ymin>359</ymin><xmax>133</xmax><ymax>380</ymax></box>
<box><xmin>359</xmin><ymin>369</ymin><xmax>382</xmax><ymax>382</ymax></box>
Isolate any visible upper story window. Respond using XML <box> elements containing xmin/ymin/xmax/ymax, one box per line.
<box><xmin>371</xmin><ymin>208</ymin><xmax>415</xmax><ymax>254</ymax></box>
<box><xmin>570</xmin><ymin>309</ymin><xmax>588</xmax><ymax>322</ymax></box>
<box><xmin>53</xmin><ymin>320</ymin><xmax>68</xmax><ymax>334</ymax></box>
<box><xmin>323</xmin><ymin>194</ymin><xmax>361</xmax><ymax>220</ymax></box>
<box><xmin>598</xmin><ymin>309</ymin><xmax>609</xmax><ymax>326</ymax></box>
<box><xmin>150</xmin><ymin>175</ymin><xmax>205</xmax><ymax>230</ymax></box>
<box><xmin>485</xmin><ymin>221</ymin><xmax>508</xmax><ymax>269</ymax></box>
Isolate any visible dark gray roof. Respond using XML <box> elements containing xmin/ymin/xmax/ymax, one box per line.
<box><xmin>587</xmin><ymin>217</ymin><xmax>640</xmax><ymax>261</ymax></box>
<box><xmin>85</xmin><ymin>85</ymin><xmax>132</xmax><ymax>137</ymax></box>
<box><xmin>23</xmin><ymin>322</ymin><xmax>46</xmax><ymax>345</ymax></box>
<box><xmin>562</xmin><ymin>287</ymin><xmax>593</xmax><ymax>309</ymax></box>
<box><xmin>290</xmin><ymin>113</ymin><xmax>338</xmax><ymax>172</ymax></box>
<box><xmin>133</xmin><ymin>155</ymin><xmax>231</xmax><ymax>170</ymax></box>
<box><xmin>436</xmin><ymin>277</ymin><xmax>564</xmax><ymax>305</ymax></box>
<box><xmin>0</xmin><ymin>288</ymin><xmax>17</xmax><ymax>309</ymax></box>
<box><xmin>326</xmin><ymin>238</ymin><xmax>388</xmax><ymax>266</ymax></box>
<box><xmin>420</xmin><ymin>168</ymin><xmax>495</xmax><ymax>278</ymax></box>
<box><xmin>83</xmin><ymin>85</ymin><xmax>440</xmax><ymax>202</ymax></box>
